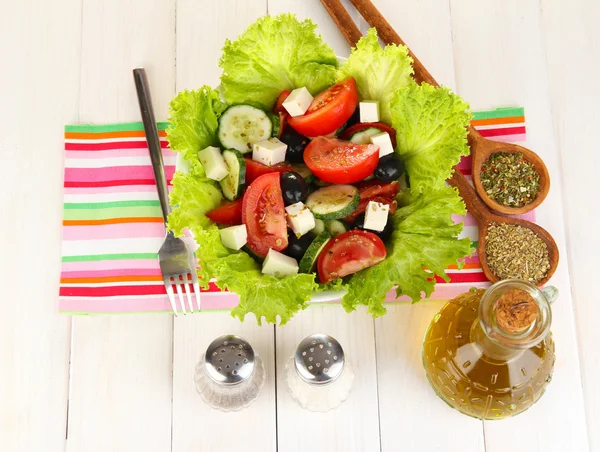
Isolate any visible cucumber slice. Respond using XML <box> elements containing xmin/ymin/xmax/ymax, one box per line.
<box><xmin>268</xmin><ymin>112</ymin><xmax>281</xmax><ymax>138</ymax></box>
<box><xmin>306</xmin><ymin>185</ymin><xmax>360</xmax><ymax>221</ymax></box>
<box><xmin>349</xmin><ymin>127</ymin><xmax>381</xmax><ymax>145</ymax></box>
<box><xmin>299</xmin><ymin>231</ymin><xmax>331</xmax><ymax>273</ymax></box>
<box><xmin>311</xmin><ymin>218</ymin><xmax>326</xmax><ymax>235</ymax></box>
<box><xmin>291</xmin><ymin>163</ymin><xmax>315</xmax><ymax>184</ymax></box>
<box><xmin>218</xmin><ymin>105</ymin><xmax>272</xmax><ymax>154</ymax></box>
<box><xmin>326</xmin><ymin>220</ymin><xmax>348</xmax><ymax>237</ymax></box>
<box><xmin>219</xmin><ymin>149</ymin><xmax>246</xmax><ymax>201</ymax></box>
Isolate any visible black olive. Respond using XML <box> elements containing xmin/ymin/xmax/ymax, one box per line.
<box><xmin>353</xmin><ymin>213</ymin><xmax>393</xmax><ymax>241</ymax></box>
<box><xmin>280</xmin><ymin>171</ymin><xmax>309</xmax><ymax>205</ymax></box>
<box><xmin>285</xmin><ymin>231</ymin><xmax>315</xmax><ymax>261</ymax></box>
<box><xmin>374</xmin><ymin>153</ymin><xmax>405</xmax><ymax>183</ymax></box>
<box><xmin>281</xmin><ymin>130</ymin><xmax>310</xmax><ymax>163</ymax></box>
<box><xmin>344</xmin><ymin>107</ymin><xmax>361</xmax><ymax>129</ymax></box>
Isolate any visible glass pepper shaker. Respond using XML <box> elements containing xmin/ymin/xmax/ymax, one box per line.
<box><xmin>284</xmin><ymin>333</ymin><xmax>354</xmax><ymax>412</ymax></box>
<box><xmin>194</xmin><ymin>335</ymin><xmax>265</xmax><ymax>412</ymax></box>
<box><xmin>423</xmin><ymin>279</ymin><xmax>558</xmax><ymax>420</ymax></box>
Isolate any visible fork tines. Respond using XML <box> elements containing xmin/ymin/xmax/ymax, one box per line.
<box><xmin>164</xmin><ymin>272</ymin><xmax>202</xmax><ymax>316</ymax></box>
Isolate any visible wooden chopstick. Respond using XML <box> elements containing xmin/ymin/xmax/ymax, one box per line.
<box><xmin>320</xmin><ymin>0</ymin><xmax>363</xmax><ymax>47</ymax></box>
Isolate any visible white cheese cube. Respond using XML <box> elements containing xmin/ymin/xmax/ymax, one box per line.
<box><xmin>359</xmin><ymin>101</ymin><xmax>380</xmax><ymax>123</ymax></box>
<box><xmin>261</xmin><ymin>249</ymin><xmax>299</xmax><ymax>277</ymax></box>
<box><xmin>197</xmin><ymin>146</ymin><xmax>228</xmax><ymax>181</ymax></box>
<box><xmin>219</xmin><ymin>225</ymin><xmax>247</xmax><ymax>250</ymax></box>
<box><xmin>285</xmin><ymin>202</ymin><xmax>316</xmax><ymax>237</ymax></box>
<box><xmin>364</xmin><ymin>200</ymin><xmax>389</xmax><ymax>232</ymax></box>
<box><xmin>252</xmin><ymin>138</ymin><xmax>287</xmax><ymax>166</ymax></box>
<box><xmin>370</xmin><ymin>131</ymin><xmax>394</xmax><ymax>157</ymax></box>
<box><xmin>282</xmin><ymin>87</ymin><xmax>314</xmax><ymax>117</ymax></box>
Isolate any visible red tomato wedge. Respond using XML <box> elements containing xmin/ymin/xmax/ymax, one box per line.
<box><xmin>341</xmin><ymin>122</ymin><xmax>397</xmax><ymax>148</ymax></box>
<box><xmin>357</xmin><ymin>180</ymin><xmax>400</xmax><ymax>200</ymax></box>
<box><xmin>317</xmin><ymin>230</ymin><xmax>387</xmax><ymax>284</ymax></box>
<box><xmin>273</xmin><ymin>90</ymin><xmax>291</xmax><ymax>114</ymax></box>
<box><xmin>206</xmin><ymin>198</ymin><xmax>243</xmax><ymax>225</ymax></box>
<box><xmin>242</xmin><ymin>172</ymin><xmax>288</xmax><ymax>258</ymax></box>
<box><xmin>344</xmin><ymin>196</ymin><xmax>398</xmax><ymax>223</ymax></box>
<box><xmin>288</xmin><ymin>78</ymin><xmax>359</xmax><ymax>137</ymax></box>
<box><xmin>303</xmin><ymin>137</ymin><xmax>380</xmax><ymax>184</ymax></box>
<box><xmin>244</xmin><ymin>158</ymin><xmax>293</xmax><ymax>185</ymax></box>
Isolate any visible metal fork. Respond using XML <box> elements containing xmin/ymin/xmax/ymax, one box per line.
<box><xmin>133</xmin><ymin>67</ymin><xmax>201</xmax><ymax>315</ymax></box>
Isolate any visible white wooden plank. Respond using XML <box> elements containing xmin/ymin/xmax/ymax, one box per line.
<box><xmin>363</xmin><ymin>1</ymin><xmax>485</xmax><ymax>450</ymax></box>
<box><xmin>171</xmin><ymin>3</ymin><xmax>276</xmax><ymax>451</ymax></box>
<box><xmin>541</xmin><ymin>0</ymin><xmax>600</xmax><ymax>449</ymax></box>
<box><xmin>275</xmin><ymin>305</ymin><xmax>380</xmax><ymax>452</ymax></box>
<box><xmin>0</xmin><ymin>1</ymin><xmax>81</xmax><ymax>451</ymax></box>
<box><xmin>449</xmin><ymin>1</ymin><xmax>589</xmax><ymax>451</ymax></box>
<box><xmin>171</xmin><ymin>314</ymin><xmax>276</xmax><ymax>452</ymax></box>
<box><xmin>67</xmin><ymin>1</ymin><xmax>177</xmax><ymax>451</ymax></box>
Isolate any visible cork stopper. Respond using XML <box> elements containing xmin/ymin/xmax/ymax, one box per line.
<box><xmin>493</xmin><ymin>289</ymin><xmax>539</xmax><ymax>334</ymax></box>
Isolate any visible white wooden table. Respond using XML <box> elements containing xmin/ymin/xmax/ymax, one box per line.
<box><xmin>1</xmin><ymin>0</ymin><xmax>598</xmax><ymax>451</ymax></box>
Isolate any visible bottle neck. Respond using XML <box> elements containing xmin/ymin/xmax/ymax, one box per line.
<box><xmin>471</xmin><ymin>320</ymin><xmax>524</xmax><ymax>361</ymax></box>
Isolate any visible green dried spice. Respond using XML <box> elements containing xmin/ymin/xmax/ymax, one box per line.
<box><xmin>480</xmin><ymin>152</ymin><xmax>540</xmax><ymax>207</ymax></box>
<box><xmin>485</xmin><ymin>222</ymin><xmax>550</xmax><ymax>283</ymax></box>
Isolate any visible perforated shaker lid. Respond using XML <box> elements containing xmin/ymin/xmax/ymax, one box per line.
<box><xmin>294</xmin><ymin>334</ymin><xmax>345</xmax><ymax>385</ymax></box>
<box><xmin>205</xmin><ymin>335</ymin><xmax>255</xmax><ymax>385</ymax></box>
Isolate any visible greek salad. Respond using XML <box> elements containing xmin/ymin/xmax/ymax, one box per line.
<box><xmin>167</xmin><ymin>14</ymin><xmax>474</xmax><ymax>324</ymax></box>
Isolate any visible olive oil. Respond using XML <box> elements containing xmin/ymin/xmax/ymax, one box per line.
<box><xmin>422</xmin><ymin>284</ymin><xmax>555</xmax><ymax>420</ymax></box>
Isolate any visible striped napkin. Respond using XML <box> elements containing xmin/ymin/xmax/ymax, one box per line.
<box><xmin>59</xmin><ymin>107</ymin><xmax>530</xmax><ymax>314</ymax></box>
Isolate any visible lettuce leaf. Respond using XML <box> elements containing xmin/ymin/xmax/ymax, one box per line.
<box><xmin>220</xmin><ymin>14</ymin><xmax>338</xmax><ymax>110</ymax></box>
<box><xmin>342</xmin><ymin>185</ymin><xmax>473</xmax><ymax>317</ymax></box>
<box><xmin>166</xmin><ymin>86</ymin><xmax>227</xmax><ymax>177</ymax></box>
<box><xmin>337</xmin><ymin>28</ymin><xmax>413</xmax><ymax>123</ymax></box>
<box><xmin>168</xmin><ymin>172</ymin><xmax>317</xmax><ymax>325</ymax></box>
<box><xmin>391</xmin><ymin>82</ymin><xmax>471</xmax><ymax>193</ymax></box>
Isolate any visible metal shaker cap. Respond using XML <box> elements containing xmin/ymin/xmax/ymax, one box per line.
<box><xmin>294</xmin><ymin>334</ymin><xmax>345</xmax><ymax>385</ymax></box>
<box><xmin>205</xmin><ymin>335</ymin><xmax>255</xmax><ymax>385</ymax></box>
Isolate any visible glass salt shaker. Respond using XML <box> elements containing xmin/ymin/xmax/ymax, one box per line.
<box><xmin>194</xmin><ymin>335</ymin><xmax>265</xmax><ymax>412</ymax></box>
<box><xmin>284</xmin><ymin>333</ymin><xmax>354</xmax><ymax>412</ymax></box>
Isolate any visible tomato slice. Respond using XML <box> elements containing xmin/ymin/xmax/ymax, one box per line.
<box><xmin>244</xmin><ymin>158</ymin><xmax>293</xmax><ymax>185</ymax></box>
<box><xmin>317</xmin><ymin>230</ymin><xmax>387</xmax><ymax>284</ymax></box>
<box><xmin>288</xmin><ymin>78</ymin><xmax>359</xmax><ymax>137</ymax></box>
<box><xmin>340</xmin><ymin>122</ymin><xmax>397</xmax><ymax>148</ymax></box>
<box><xmin>242</xmin><ymin>172</ymin><xmax>288</xmax><ymax>258</ymax></box>
<box><xmin>344</xmin><ymin>196</ymin><xmax>398</xmax><ymax>223</ymax></box>
<box><xmin>357</xmin><ymin>180</ymin><xmax>399</xmax><ymax>200</ymax></box>
<box><xmin>303</xmin><ymin>137</ymin><xmax>380</xmax><ymax>184</ymax></box>
<box><xmin>273</xmin><ymin>90</ymin><xmax>291</xmax><ymax>114</ymax></box>
<box><xmin>206</xmin><ymin>198</ymin><xmax>243</xmax><ymax>225</ymax></box>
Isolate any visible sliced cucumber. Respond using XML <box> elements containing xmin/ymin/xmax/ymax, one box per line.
<box><xmin>268</xmin><ymin>112</ymin><xmax>281</xmax><ymax>138</ymax></box>
<box><xmin>218</xmin><ymin>105</ymin><xmax>272</xmax><ymax>154</ymax></box>
<box><xmin>349</xmin><ymin>127</ymin><xmax>382</xmax><ymax>145</ymax></box>
<box><xmin>219</xmin><ymin>149</ymin><xmax>246</xmax><ymax>201</ymax></box>
<box><xmin>299</xmin><ymin>231</ymin><xmax>331</xmax><ymax>274</ymax></box>
<box><xmin>326</xmin><ymin>220</ymin><xmax>348</xmax><ymax>237</ymax></box>
<box><xmin>306</xmin><ymin>185</ymin><xmax>360</xmax><ymax>221</ymax></box>
<box><xmin>291</xmin><ymin>163</ymin><xmax>315</xmax><ymax>184</ymax></box>
<box><xmin>311</xmin><ymin>218</ymin><xmax>326</xmax><ymax>235</ymax></box>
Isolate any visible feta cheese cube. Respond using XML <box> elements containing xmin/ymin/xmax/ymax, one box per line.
<box><xmin>252</xmin><ymin>138</ymin><xmax>287</xmax><ymax>166</ymax></box>
<box><xmin>262</xmin><ymin>249</ymin><xmax>299</xmax><ymax>277</ymax></box>
<box><xmin>285</xmin><ymin>202</ymin><xmax>316</xmax><ymax>237</ymax></box>
<box><xmin>364</xmin><ymin>200</ymin><xmax>389</xmax><ymax>232</ymax></box>
<box><xmin>219</xmin><ymin>225</ymin><xmax>247</xmax><ymax>250</ymax></box>
<box><xmin>359</xmin><ymin>101</ymin><xmax>380</xmax><ymax>123</ymax></box>
<box><xmin>197</xmin><ymin>146</ymin><xmax>228</xmax><ymax>181</ymax></box>
<box><xmin>370</xmin><ymin>131</ymin><xmax>394</xmax><ymax>157</ymax></box>
<box><xmin>282</xmin><ymin>87</ymin><xmax>314</xmax><ymax>117</ymax></box>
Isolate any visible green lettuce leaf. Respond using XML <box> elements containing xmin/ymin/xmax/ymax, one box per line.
<box><xmin>337</xmin><ymin>28</ymin><xmax>413</xmax><ymax>123</ymax></box>
<box><xmin>342</xmin><ymin>185</ymin><xmax>473</xmax><ymax>317</ymax></box>
<box><xmin>168</xmin><ymin>171</ymin><xmax>317</xmax><ymax>325</ymax></box>
<box><xmin>390</xmin><ymin>82</ymin><xmax>472</xmax><ymax>193</ymax></box>
<box><xmin>220</xmin><ymin>14</ymin><xmax>338</xmax><ymax>110</ymax></box>
<box><xmin>166</xmin><ymin>86</ymin><xmax>227</xmax><ymax>176</ymax></box>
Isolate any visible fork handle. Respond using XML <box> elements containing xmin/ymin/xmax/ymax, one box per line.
<box><xmin>133</xmin><ymin>68</ymin><xmax>171</xmax><ymax>224</ymax></box>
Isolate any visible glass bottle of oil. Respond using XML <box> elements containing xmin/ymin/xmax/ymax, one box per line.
<box><xmin>422</xmin><ymin>279</ymin><xmax>558</xmax><ymax>420</ymax></box>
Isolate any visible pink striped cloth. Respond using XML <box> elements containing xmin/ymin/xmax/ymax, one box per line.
<box><xmin>59</xmin><ymin>108</ymin><xmax>531</xmax><ymax>314</ymax></box>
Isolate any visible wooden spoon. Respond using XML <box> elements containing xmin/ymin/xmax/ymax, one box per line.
<box><xmin>448</xmin><ymin>170</ymin><xmax>558</xmax><ymax>287</ymax></box>
<box><xmin>327</xmin><ymin>0</ymin><xmax>550</xmax><ymax>215</ymax></box>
